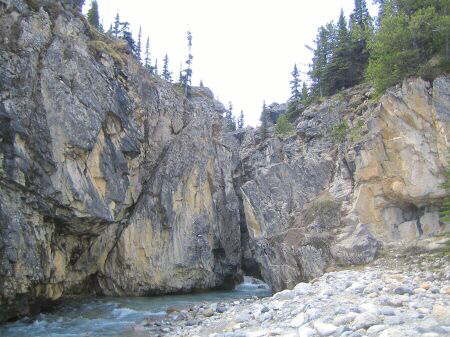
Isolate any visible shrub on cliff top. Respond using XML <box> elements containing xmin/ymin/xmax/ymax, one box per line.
<box><xmin>275</xmin><ymin>115</ymin><xmax>295</xmax><ymax>138</ymax></box>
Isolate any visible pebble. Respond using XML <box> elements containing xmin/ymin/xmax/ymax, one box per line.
<box><xmin>164</xmin><ymin>252</ymin><xmax>450</xmax><ymax>337</ymax></box>
<box><xmin>350</xmin><ymin>312</ymin><xmax>382</xmax><ymax>330</ymax></box>
<box><xmin>297</xmin><ymin>326</ymin><xmax>316</xmax><ymax>337</ymax></box>
<box><xmin>313</xmin><ymin>321</ymin><xmax>337</xmax><ymax>336</ymax></box>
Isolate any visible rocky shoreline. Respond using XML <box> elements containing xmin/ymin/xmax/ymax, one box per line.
<box><xmin>134</xmin><ymin>243</ymin><xmax>449</xmax><ymax>337</ymax></box>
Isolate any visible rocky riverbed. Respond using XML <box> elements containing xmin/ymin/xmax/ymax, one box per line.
<box><xmin>139</xmin><ymin>246</ymin><xmax>450</xmax><ymax>337</ymax></box>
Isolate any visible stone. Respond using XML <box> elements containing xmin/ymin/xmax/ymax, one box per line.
<box><xmin>235</xmin><ymin>313</ymin><xmax>253</xmax><ymax>323</ymax></box>
<box><xmin>290</xmin><ymin>312</ymin><xmax>307</xmax><ymax>328</ymax></box>
<box><xmin>273</xmin><ymin>289</ymin><xmax>295</xmax><ymax>301</ymax></box>
<box><xmin>397</xmin><ymin>221</ymin><xmax>420</xmax><ymax>241</ymax></box>
<box><xmin>313</xmin><ymin>322</ymin><xmax>338</xmax><ymax>336</ymax></box>
<box><xmin>203</xmin><ymin>308</ymin><xmax>215</xmax><ymax>317</ymax></box>
<box><xmin>394</xmin><ymin>287</ymin><xmax>413</xmax><ymax>295</ymax></box>
<box><xmin>350</xmin><ymin>312</ymin><xmax>382</xmax><ymax>330</ymax></box>
<box><xmin>293</xmin><ymin>282</ymin><xmax>314</xmax><ymax>295</ymax></box>
<box><xmin>297</xmin><ymin>326</ymin><xmax>316</xmax><ymax>337</ymax></box>
<box><xmin>431</xmin><ymin>304</ymin><xmax>450</xmax><ymax>325</ymax></box>
<box><xmin>366</xmin><ymin>324</ymin><xmax>387</xmax><ymax>335</ymax></box>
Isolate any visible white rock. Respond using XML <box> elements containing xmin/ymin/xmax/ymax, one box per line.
<box><xmin>298</xmin><ymin>326</ymin><xmax>316</xmax><ymax>337</ymax></box>
<box><xmin>305</xmin><ymin>307</ymin><xmax>321</xmax><ymax>321</ymax></box>
<box><xmin>378</xmin><ymin>327</ymin><xmax>415</xmax><ymax>337</ymax></box>
<box><xmin>333</xmin><ymin>312</ymin><xmax>357</xmax><ymax>325</ymax></box>
<box><xmin>359</xmin><ymin>302</ymin><xmax>379</xmax><ymax>314</ymax></box>
<box><xmin>290</xmin><ymin>312</ymin><xmax>307</xmax><ymax>328</ymax></box>
<box><xmin>350</xmin><ymin>312</ymin><xmax>382</xmax><ymax>330</ymax></box>
<box><xmin>313</xmin><ymin>321</ymin><xmax>337</xmax><ymax>336</ymax></box>
<box><xmin>367</xmin><ymin>324</ymin><xmax>387</xmax><ymax>335</ymax></box>
<box><xmin>293</xmin><ymin>282</ymin><xmax>313</xmax><ymax>295</ymax></box>
<box><xmin>273</xmin><ymin>289</ymin><xmax>295</xmax><ymax>301</ymax></box>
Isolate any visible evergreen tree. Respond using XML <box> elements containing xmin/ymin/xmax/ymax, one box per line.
<box><xmin>301</xmin><ymin>82</ymin><xmax>309</xmax><ymax>104</ymax></box>
<box><xmin>260</xmin><ymin>101</ymin><xmax>268</xmax><ymax>140</ymax></box>
<box><xmin>154</xmin><ymin>58</ymin><xmax>159</xmax><ymax>76</ymax></box>
<box><xmin>87</xmin><ymin>0</ymin><xmax>100</xmax><ymax>30</ymax></box>
<box><xmin>275</xmin><ymin>115</ymin><xmax>294</xmax><ymax>137</ymax></box>
<box><xmin>309</xmin><ymin>23</ymin><xmax>336</xmax><ymax>97</ymax></box>
<box><xmin>112</xmin><ymin>13</ymin><xmax>120</xmax><ymax>38</ymax></box>
<box><xmin>366</xmin><ymin>0</ymin><xmax>450</xmax><ymax>93</ymax></box>
<box><xmin>162</xmin><ymin>54</ymin><xmax>172</xmax><ymax>82</ymax></box>
<box><xmin>225</xmin><ymin>102</ymin><xmax>236</xmax><ymax>131</ymax></box>
<box><xmin>348</xmin><ymin>0</ymin><xmax>373</xmax><ymax>84</ymax></box>
<box><xmin>181</xmin><ymin>31</ymin><xmax>194</xmax><ymax>97</ymax></box>
<box><xmin>121</xmin><ymin>23</ymin><xmax>136</xmax><ymax>54</ymax></box>
<box><xmin>199</xmin><ymin>80</ymin><xmax>204</xmax><ymax>87</ymax></box>
<box><xmin>144</xmin><ymin>37</ymin><xmax>151</xmax><ymax>70</ymax></box>
<box><xmin>350</xmin><ymin>0</ymin><xmax>371</xmax><ymax>28</ymax></box>
<box><xmin>136</xmin><ymin>26</ymin><xmax>142</xmax><ymax>62</ymax></box>
<box><xmin>290</xmin><ymin>64</ymin><xmax>301</xmax><ymax>100</ymax></box>
<box><xmin>328</xmin><ymin>9</ymin><xmax>353</xmax><ymax>91</ymax></box>
<box><xmin>238</xmin><ymin>110</ymin><xmax>244</xmax><ymax>129</ymax></box>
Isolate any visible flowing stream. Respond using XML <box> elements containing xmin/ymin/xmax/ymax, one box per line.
<box><xmin>0</xmin><ymin>277</ymin><xmax>271</xmax><ymax>337</ymax></box>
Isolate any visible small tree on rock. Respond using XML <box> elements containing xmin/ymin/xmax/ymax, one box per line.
<box><xmin>87</xmin><ymin>0</ymin><xmax>101</xmax><ymax>31</ymax></box>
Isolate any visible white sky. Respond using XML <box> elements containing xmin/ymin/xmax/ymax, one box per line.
<box><xmin>90</xmin><ymin>0</ymin><xmax>377</xmax><ymax>126</ymax></box>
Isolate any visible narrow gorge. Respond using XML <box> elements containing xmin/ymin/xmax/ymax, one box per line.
<box><xmin>0</xmin><ymin>0</ymin><xmax>449</xmax><ymax>332</ymax></box>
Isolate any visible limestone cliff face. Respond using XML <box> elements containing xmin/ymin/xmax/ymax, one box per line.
<box><xmin>0</xmin><ymin>0</ymin><xmax>449</xmax><ymax>325</ymax></box>
<box><xmin>235</xmin><ymin>78</ymin><xmax>449</xmax><ymax>291</ymax></box>
<box><xmin>0</xmin><ymin>0</ymin><xmax>241</xmax><ymax>322</ymax></box>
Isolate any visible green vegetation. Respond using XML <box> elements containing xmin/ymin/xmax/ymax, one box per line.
<box><xmin>292</xmin><ymin>0</ymin><xmax>449</xmax><ymax>104</ymax></box>
<box><xmin>330</xmin><ymin>120</ymin><xmax>349</xmax><ymax>143</ymax></box>
<box><xmin>304</xmin><ymin>194</ymin><xmax>341</xmax><ymax>227</ymax></box>
<box><xmin>87</xmin><ymin>0</ymin><xmax>101</xmax><ymax>31</ymax></box>
<box><xmin>275</xmin><ymin>115</ymin><xmax>295</xmax><ymax>137</ymax></box>
<box><xmin>237</xmin><ymin>110</ymin><xmax>245</xmax><ymax>129</ymax></box>
<box><xmin>225</xmin><ymin>102</ymin><xmax>237</xmax><ymax>131</ymax></box>
<box><xmin>349</xmin><ymin>119</ymin><xmax>366</xmax><ymax>142</ymax></box>
<box><xmin>260</xmin><ymin>102</ymin><xmax>269</xmax><ymax>140</ymax></box>
<box><xmin>87</xmin><ymin>40</ymin><xmax>126</xmax><ymax>65</ymax></box>
<box><xmin>367</xmin><ymin>0</ymin><xmax>450</xmax><ymax>94</ymax></box>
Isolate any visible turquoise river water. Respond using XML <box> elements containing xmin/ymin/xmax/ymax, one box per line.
<box><xmin>0</xmin><ymin>278</ymin><xmax>271</xmax><ymax>337</ymax></box>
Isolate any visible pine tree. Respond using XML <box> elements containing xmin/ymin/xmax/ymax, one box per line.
<box><xmin>162</xmin><ymin>54</ymin><xmax>172</xmax><ymax>82</ymax></box>
<box><xmin>366</xmin><ymin>0</ymin><xmax>450</xmax><ymax>94</ymax></box>
<box><xmin>121</xmin><ymin>23</ymin><xmax>136</xmax><ymax>54</ymax></box>
<box><xmin>225</xmin><ymin>102</ymin><xmax>236</xmax><ymax>131</ymax></box>
<box><xmin>87</xmin><ymin>0</ymin><xmax>100</xmax><ymax>30</ymax></box>
<box><xmin>181</xmin><ymin>31</ymin><xmax>194</xmax><ymax>97</ymax></box>
<box><xmin>350</xmin><ymin>0</ymin><xmax>371</xmax><ymax>28</ymax></box>
<box><xmin>328</xmin><ymin>9</ymin><xmax>353</xmax><ymax>92</ymax></box>
<box><xmin>144</xmin><ymin>37</ymin><xmax>151</xmax><ymax>70</ymax></box>
<box><xmin>301</xmin><ymin>83</ymin><xmax>309</xmax><ymax>104</ymax></box>
<box><xmin>154</xmin><ymin>58</ymin><xmax>158</xmax><ymax>76</ymax></box>
<box><xmin>260</xmin><ymin>101</ymin><xmax>268</xmax><ymax>140</ymax></box>
<box><xmin>348</xmin><ymin>0</ymin><xmax>373</xmax><ymax>84</ymax></box>
<box><xmin>309</xmin><ymin>23</ymin><xmax>336</xmax><ymax>97</ymax></box>
<box><xmin>199</xmin><ymin>80</ymin><xmax>204</xmax><ymax>87</ymax></box>
<box><xmin>136</xmin><ymin>26</ymin><xmax>142</xmax><ymax>62</ymax></box>
<box><xmin>112</xmin><ymin>13</ymin><xmax>120</xmax><ymax>38</ymax></box>
<box><xmin>290</xmin><ymin>64</ymin><xmax>301</xmax><ymax>101</ymax></box>
<box><xmin>238</xmin><ymin>110</ymin><xmax>244</xmax><ymax>129</ymax></box>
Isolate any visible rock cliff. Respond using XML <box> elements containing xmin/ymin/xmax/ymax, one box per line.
<box><xmin>0</xmin><ymin>0</ymin><xmax>448</xmax><ymax>324</ymax></box>
<box><xmin>235</xmin><ymin>78</ymin><xmax>449</xmax><ymax>291</ymax></box>
<box><xmin>0</xmin><ymin>0</ymin><xmax>241</xmax><ymax>322</ymax></box>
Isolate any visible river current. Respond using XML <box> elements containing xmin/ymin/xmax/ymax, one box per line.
<box><xmin>0</xmin><ymin>277</ymin><xmax>271</xmax><ymax>337</ymax></box>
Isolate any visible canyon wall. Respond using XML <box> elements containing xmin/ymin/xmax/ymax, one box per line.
<box><xmin>0</xmin><ymin>0</ymin><xmax>242</xmax><ymax>322</ymax></box>
<box><xmin>235</xmin><ymin>78</ymin><xmax>449</xmax><ymax>291</ymax></box>
<box><xmin>0</xmin><ymin>0</ymin><xmax>448</xmax><ymax>323</ymax></box>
